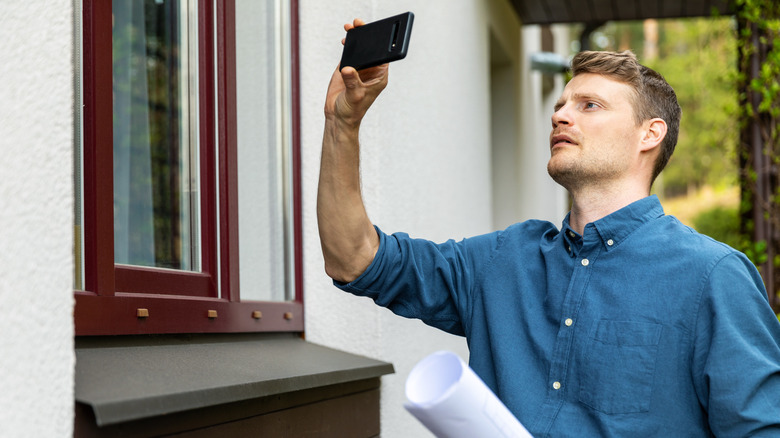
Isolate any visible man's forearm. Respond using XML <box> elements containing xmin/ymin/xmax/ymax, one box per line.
<box><xmin>317</xmin><ymin>118</ymin><xmax>379</xmax><ymax>283</ymax></box>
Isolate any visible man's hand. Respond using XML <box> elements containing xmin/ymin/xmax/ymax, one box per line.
<box><xmin>324</xmin><ymin>19</ymin><xmax>389</xmax><ymax>129</ymax></box>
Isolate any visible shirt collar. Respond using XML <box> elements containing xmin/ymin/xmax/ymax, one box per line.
<box><xmin>562</xmin><ymin>195</ymin><xmax>665</xmax><ymax>252</ymax></box>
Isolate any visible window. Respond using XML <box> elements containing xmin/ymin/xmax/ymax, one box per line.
<box><xmin>74</xmin><ymin>0</ymin><xmax>302</xmax><ymax>335</ymax></box>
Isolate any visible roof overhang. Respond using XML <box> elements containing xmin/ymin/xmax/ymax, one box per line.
<box><xmin>511</xmin><ymin>0</ymin><xmax>736</xmax><ymax>25</ymax></box>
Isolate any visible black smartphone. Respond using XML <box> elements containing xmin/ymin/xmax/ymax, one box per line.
<box><xmin>340</xmin><ymin>12</ymin><xmax>414</xmax><ymax>71</ymax></box>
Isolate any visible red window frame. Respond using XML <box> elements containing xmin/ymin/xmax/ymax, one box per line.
<box><xmin>75</xmin><ymin>0</ymin><xmax>303</xmax><ymax>335</ymax></box>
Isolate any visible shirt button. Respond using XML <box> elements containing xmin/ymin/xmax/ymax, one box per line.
<box><xmin>553</xmin><ymin>381</ymin><xmax>562</xmax><ymax>390</ymax></box>
<box><xmin>581</xmin><ymin>258</ymin><xmax>589</xmax><ymax>266</ymax></box>
<box><xmin>565</xmin><ymin>318</ymin><xmax>573</xmax><ymax>327</ymax></box>
<box><xmin>607</xmin><ymin>239</ymin><xmax>614</xmax><ymax>246</ymax></box>
<box><xmin>568</xmin><ymin>231</ymin><xmax>575</xmax><ymax>238</ymax></box>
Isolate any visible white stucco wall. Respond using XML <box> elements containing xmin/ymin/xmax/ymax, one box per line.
<box><xmin>300</xmin><ymin>2</ymin><xmax>487</xmax><ymax>436</ymax></box>
<box><xmin>517</xmin><ymin>24</ymin><xmax>569</xmax><ymax>224</ymax></box>
<box><xmin>0</xmin><ymin>1</ymin><xmax>75</xmax><ymax>437</ymax></box>
<box><xmin>300</xmin><ymin>1</ymin><xmax>566</xmax><ymax>436</ymax></box>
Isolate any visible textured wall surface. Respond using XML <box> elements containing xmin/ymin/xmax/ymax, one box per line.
<box><xmin>0</xmin><ymin>1</ymin><xmax>75</xmax><ymax>436</ymax></box>
<box><xmin>299</xmin><ymin>1</ymin><xmax>565</xmax><ymax>436</ymax></box>
<box><xmin>300</xmin><ymin>2</ymin><xmax>487</xmax><ymax>436</ymax></box>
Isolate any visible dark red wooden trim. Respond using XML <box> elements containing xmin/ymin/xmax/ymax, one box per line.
<box><xmin>82</xmin><ymin>0</ymin><xmax>115</xmax><ymax>296</ymax></box>
<box><xmin>115</xmin><ymin>265</ymin><xmax>215</xmax><ymax>297</ymax></box>
<box><xmin>75</xmin><ymin>292</ymin><xmax>304</xmax><ymax>335</ymax></box>
<box><xmin>217</xmin><ymin>0</ymin><xmax>241</xmax><ymax>302</ymax></box>
<box><xmin>198</xmin><ymin>0</ymin><xmax>220</xmax><ymax>298</ymax></box>
<box><xmin>290</xmin><ymin>0</ymin><xmax>304</xmax><ymax>305</ymax></box>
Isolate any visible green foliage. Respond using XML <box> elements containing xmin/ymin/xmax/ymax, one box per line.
<box><xmin>692</xmin><ymin>206</ymin><xmax>772</xmax><ymax>267</ymax></box>
<box><xmin>649</xmin><ymin>18</ymin><xmax>739</xmax><ymax>197</ymax></box>
<box><xmin>745</xmin><ymin>239</ymin><xmax>769</xmax><ymax>266</ymax></box>
<box><xmin>692</xmin><ymin>206</ymin><xmax>742</xmax><ymax>248</ymax></box>
<box><xmin>735</xmin><ymin>0</ymin><xmax>780</xmax><ymax>131</ymax></box>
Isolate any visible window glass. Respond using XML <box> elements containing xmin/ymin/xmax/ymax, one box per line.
<box><xmin>74</xmin><ymin>0</ymin><xmax>84</xmax><ymax>290</ymax></box>
<box><xmin>112</xmin><ymin>0</ymin><xmax>200</xmax><ymax>271</ymax></box>
<box><xmin>235</xmin><ymin>0</ymin><xmax>293</xmax><ymax>301</ymax></box>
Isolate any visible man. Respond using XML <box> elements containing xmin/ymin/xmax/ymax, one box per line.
<box><xmin>318</xmin><ymin>19</ymin><xmax>780</xmax><ymax>436</ymax></box>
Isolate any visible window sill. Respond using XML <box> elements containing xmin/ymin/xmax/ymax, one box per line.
<box><xmin>75</xmin><ymin>333</ymin><xmax>394</xmax><ymax>428</ymax></box>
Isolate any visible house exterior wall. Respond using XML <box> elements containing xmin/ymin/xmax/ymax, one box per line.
<box><xmin>0</xmin><ymin>0</ymin><xmax>75</xmax><ymax>436</ymax></box>
<box><xmin>0</xmin><ymin>0</ymin><xmax>567</xmax><ymax>435</ymax></box>
<box><xmin>517</xmin><ymin>24</ymin><xmax>570</xmax><ymax>224</ymax></box>
<box><xmin>300</xmin><ymin>1</ymin><xmax>567</xmax><ymax>436</ymax></box>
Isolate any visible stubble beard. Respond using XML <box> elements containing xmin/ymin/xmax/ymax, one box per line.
<box><xmin>547</xmin><ymin>155</ymin><xmax>582</xmax><ymax>192</ymax></box>
<box><xmin>547</xmin><ymin>149</ymin><xmax>623</xmax><ymax>193</ymax></box>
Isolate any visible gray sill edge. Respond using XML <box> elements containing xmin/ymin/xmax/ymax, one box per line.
<box><xmin>75</xmin><ymin>333</ymin><xmax>395</xmax><ymax>426</ymax></box>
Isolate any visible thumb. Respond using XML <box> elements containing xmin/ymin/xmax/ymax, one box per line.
<box><xmin>340</xmin><ymin>66</ymin><xmax>361</xmax><ymax>90</ymax></box>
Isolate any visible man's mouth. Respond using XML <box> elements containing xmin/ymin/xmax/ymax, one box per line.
<box><xmin>550</xmin><ymin>134</ymin><xmax>578</xmax><ymax>149</ymax></box>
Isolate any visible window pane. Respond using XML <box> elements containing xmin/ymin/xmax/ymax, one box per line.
<box><xmin>235</xmin><ymin>0</ymin><xmax>292</xmax><ymax>301</ymax></box>
<box><xmin>112</xmin><ymin>0</ymin><xmax>200</xmax><ymax>271</ymax></box>
<box><xmin>74</xmin><ymin>0</ymin><xmax>84</xmax><ymax>290</ymax></box>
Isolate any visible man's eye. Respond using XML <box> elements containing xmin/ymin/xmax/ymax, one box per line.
<box><xmin>584</xmin><ymin>102</ymin><xmax>598</xmax><ymax>109</ymax></box>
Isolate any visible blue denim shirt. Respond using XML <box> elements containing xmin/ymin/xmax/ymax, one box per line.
<box><xmin>337</xmin><ymin>196</ymin><xmax>780</xmax><ymax>436</ymax></box>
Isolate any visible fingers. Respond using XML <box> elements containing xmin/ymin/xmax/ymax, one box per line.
<box><xmin>342</xmin><ymin>19</ymin><xmax>364</xmax><ymax>45</ymax></box>
<box><xmin>342</xmin><ymin>18</ymin><xmax>365</xmax><ymax>45</ymax></box>
<box><xmin>343</xmin><ymin>18</ymin><xmax>366</xmax><ymax>32</ymax></box>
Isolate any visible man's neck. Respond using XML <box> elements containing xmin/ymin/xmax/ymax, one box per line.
<box><xmin>567</xmin><ymin>182</ymin><xmax>650</xmax><ymax>235</ymax></box>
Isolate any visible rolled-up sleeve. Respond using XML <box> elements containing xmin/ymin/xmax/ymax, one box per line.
<box><xmin>335</xmin><ymin>226</ymin><xmax>500</xmax><ymax>336</ymax></box>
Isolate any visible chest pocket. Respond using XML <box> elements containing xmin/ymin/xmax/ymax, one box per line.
<box><xmin>578</xmin><ymin>320</ymin><xmax>663</xmax><ymax>414</ymax></box>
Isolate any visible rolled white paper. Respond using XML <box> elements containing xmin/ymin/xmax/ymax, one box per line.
<box><xmin>404</xmin><ymin>351</ymin><xmax>533</xmax><ymax>438</ymax></box>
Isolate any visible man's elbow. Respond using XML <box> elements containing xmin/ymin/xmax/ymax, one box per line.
<box><xmin>320</xmin><ymin>229</ymin><xmax>379</xmax><ymax>283</ymax></box>
<box><xmin>322</xmin><ymin>245</ymin><xmax>377</xmax><ymax>284</ymax></box>
<box><xmin>323</xmin><ymin>260</ymin><xmax>361</xmax><ymax>284</ymax></box>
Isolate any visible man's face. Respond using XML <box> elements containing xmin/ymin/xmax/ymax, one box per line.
<box><xmin>547</xmin><ymin>73</ymin><xmax>644</xmax><ymax>191</ymax></box>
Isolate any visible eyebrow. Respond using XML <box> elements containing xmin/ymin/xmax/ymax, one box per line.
<box><xmin>554</xmin><ymin>92</ymin><xmax>608</xmax><ymax>112</ymax></box>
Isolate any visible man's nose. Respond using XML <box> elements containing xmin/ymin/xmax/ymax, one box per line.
<box><xmin>551</xmin><ymin>105</ymin><xmax>572</xmax><ymax>128</ymax></box>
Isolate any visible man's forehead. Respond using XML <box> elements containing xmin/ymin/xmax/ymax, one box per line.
<box><xmin>556</xmin><ymin>73</ymin><xmax>634</xmax><ymax>105</ymax></box>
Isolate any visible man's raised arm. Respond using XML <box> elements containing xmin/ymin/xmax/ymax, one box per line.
<box><xmin>317</xmin><ymin>19</ymin><xmax>388</xmax><ymax>283</ymax></box>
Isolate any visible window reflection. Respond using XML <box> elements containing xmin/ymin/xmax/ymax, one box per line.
<box><xmin>112</xmin><ymin>0</ymin><xmax>199</xmax><ymax>271</ymax></box>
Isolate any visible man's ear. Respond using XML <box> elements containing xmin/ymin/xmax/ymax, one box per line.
<box><xmin>640</xmin><ymin>118</ymin><xmax>667</xmax><ymax>153</ymax></box>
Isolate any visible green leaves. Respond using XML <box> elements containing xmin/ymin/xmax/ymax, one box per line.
<box><xmin>648</xmin><ymin>18</ymin><xmax>739</xmax><ymax>196</ymax></box>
